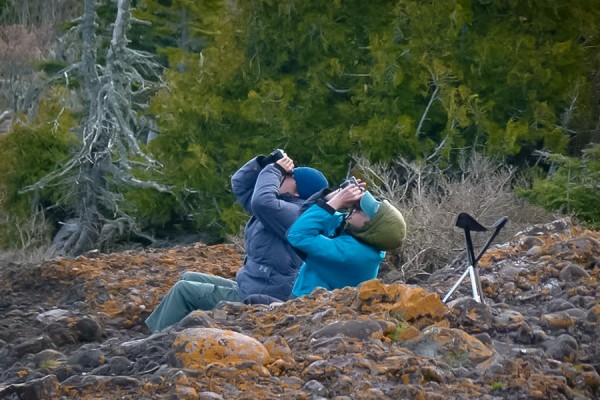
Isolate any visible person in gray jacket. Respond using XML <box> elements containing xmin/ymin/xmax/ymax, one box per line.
<box><xmin>144</xmin><ymin>151</ymin><xmax>328</xmax><ymax>332</ymax></box>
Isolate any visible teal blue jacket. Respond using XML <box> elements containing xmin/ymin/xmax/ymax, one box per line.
<box><xmin>288</xmin><ymin>201</ymin><xmax>385</xmax><ymax>297</ymax></box>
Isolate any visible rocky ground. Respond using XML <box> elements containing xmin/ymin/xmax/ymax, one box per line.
<box><xmin>0</xmin><ymin>218</ymin><xmax>598</xmax><ymax>400</ymax></box>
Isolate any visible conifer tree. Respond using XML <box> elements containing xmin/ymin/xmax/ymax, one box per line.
<box><xmin>519</xmin><ymin>144</ymin><xmax>600</xmax><ymax>227</ymax></box>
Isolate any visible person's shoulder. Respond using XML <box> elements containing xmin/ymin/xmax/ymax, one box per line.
<box><xmin>343</xmin><ymin>233</ymin><xmax>382</xmax><ymax>253</ymax></box>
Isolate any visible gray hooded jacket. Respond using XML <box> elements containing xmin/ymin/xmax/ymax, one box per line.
<box><xmin>231</xmin><ymin>157</ymin><xmax>305</xmax><ymax>301</ymax></box>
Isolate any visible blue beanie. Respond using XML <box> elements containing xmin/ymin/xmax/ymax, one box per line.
<box><xmin>293</xmin><ymin>167</ymin><xmax>328</xmax><ymax>200</ymax></box>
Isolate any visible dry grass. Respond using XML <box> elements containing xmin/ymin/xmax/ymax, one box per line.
<box><xmin>226</xmin><ymin>223</ymin><xmax>246</xmax><ymax>253</ymax></box>
<box><xmin>355</xmin><ymin>153</ymin><xmax>555</xmax><ymax>281</ymax></box>
<box><xmin>0</xmin><ymin>211</ymin><xmax>51</xmax><ymax>274</ymax></box>
<box><xmin>0</xmin><ymin>246</ymin><xmax>48</xmax><ymax>265</ymax></box>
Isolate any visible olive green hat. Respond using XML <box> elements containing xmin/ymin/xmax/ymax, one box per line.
<box><xmin>348</xmin><ymin>199</ymin><xmax>407</xmax><ymax>251</ymax></box>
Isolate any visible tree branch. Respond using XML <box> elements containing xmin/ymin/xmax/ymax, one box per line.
<box><xmin>325</xmin><ymin>82</ymin><xmax>350</xmax><ymax>93</ymax></box>
<box><xmin>416</xmin><ymin>81</ymin><xmax>439</xmax><ymax>137</ymax></box>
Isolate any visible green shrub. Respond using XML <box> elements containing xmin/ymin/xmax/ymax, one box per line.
<box><xmin>0</xmin><ymin>95</ymin><xmax>77</xmax><ymax>248</ymax></box>
<box><xmin>518</xmin><ymin>144</ymin><xmax>600</xmax><ymax>228</ymax></box>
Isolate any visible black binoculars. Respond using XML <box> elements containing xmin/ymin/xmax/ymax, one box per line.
<box><xmin>340</xmin><ymin>176</ymin><xmax>359</xmax><ymax>189</ymax></box>
<box><xmin>263</xmin><ymin>148</ymin><xmax>285</xmax><ymax>165</ymax></box>
<box><xmin>269</xmin><ymin>149</ymin><xmax>285</xmax><ymax>161</ymax></box>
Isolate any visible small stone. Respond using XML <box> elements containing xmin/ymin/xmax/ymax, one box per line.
<box><xmin>541</xmin><ymin>312</ymin><xmax>576</xmax><ymax>330</ymax></box>
<box><xmin>179</xmin><ymin>310</ymin><xmax>217</xmax><ymax>329</ymax></box>
<box><xmin>13</xmin><ymin>335</ymin><xmax>55</xmax><ymax>358</ymax></box>
<box><xmin>311</xmin><ymin>319</ymin><xmax>383</xmax><ymax>341</ymax></box>
<box><xmin>35</xmin><ymin>309</ymin><xmax>71</xmax><ymax>324</ymax></box>
<box><xmin>75</xmin><ymin>317</ymin><xmax>103</xmax><ymax>342</ymax></box>
<box><xmin>263</xmin><ymin>335</ymin><xmax>292</xmax><ymax>360</ymax></box>
<box><xmin>543</xmin><ymin>334</ymin><xmax>578</xmax><ymax>361</ymax></box>
<box><xmin>173</xmin><ymin>385</ymin><xmax>197</xmax><ymax>400</ymax></box>
<box><xmin>198</xmin><ymin>392</ymin><xmax>225</xmax><ymax>400</ymax></box>
<box><xmin>302</xmin><ymin>379</ymin><xmax>328</xmax><ymax>396</ymax></box>
<box><xmin>493</xmin><ymin>310</ymin><xmax>525</xmax><ymax>331</ymax></box>
<box><xmin>404</xmin><ymin>326</ymin><xmax>493</xmax><ymax>367</ymax></box>
<box><xmin>67</xmin><ymin>347</ymin><xmax>105</xmax><ymax>369</ymax></box>
<box><xmin>559</xmin><ymin>264</ymin><xmax>590</xmax><ymax>283</ymax></box>
<box><xmin>108</xmin><ymin>355</ymin><xmax>133</xmax><ymax>375</ymax></box>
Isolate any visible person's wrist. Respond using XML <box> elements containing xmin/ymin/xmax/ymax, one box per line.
<box><xmin>326</xmin><ymin>198</ymin><xmax>343</xmax><ymax>210</ymax></box>
<box><xmin>273</xmin><ymin>163</ymin><xmax>286</xmax><ymax>174</ymax></box>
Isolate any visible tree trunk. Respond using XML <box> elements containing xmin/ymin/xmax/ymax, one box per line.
<box><xmin>48</xmin><ymin>0</ymin><xmax>102</xmax><ymax>256</ymax></box>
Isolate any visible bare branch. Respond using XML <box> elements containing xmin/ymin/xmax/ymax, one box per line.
<box><xmin>426</xmin><ymin>134</ymin><xmax>449</xmax><ymax>161</ymax></box>
<box><xmin>325</xmin><ymin>82</ymin><xmax>350</xmax><ymax>93</ymax></box>
<box><xmin>416</xmin><ymin>81</ymin><xmax>439</xmax><ymax>137</ymax></box>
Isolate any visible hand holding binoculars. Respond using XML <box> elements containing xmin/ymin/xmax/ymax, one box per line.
<box><xmin>264</xmin><ymin>148</ymin><xmax>285</xmax><ymax>165</ymax></box>
<box><xmin>339</xmin><ymin>176</ymin><xmax>359</xmax><ymax>189</ymax></box>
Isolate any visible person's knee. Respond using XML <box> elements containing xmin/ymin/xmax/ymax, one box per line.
<box><xmin>180</xmin><ymin>271</ymin><xmax>194</xmax><ymax>280</ymax></box>
<box><xmin>172</xmin><ymin>280</ymin><xmax>194</xmax><ymax>296</ymax></box>
<box><xmin>173</xmin><ymin>280</ymin><xmax>214</xmax><ymax>300</ymax></box>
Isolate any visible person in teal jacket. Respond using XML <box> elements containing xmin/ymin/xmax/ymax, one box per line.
<box><xmin>288</xmin><ymin>181</ymin><xmax>406</xmax><ymax>298</ymax></box>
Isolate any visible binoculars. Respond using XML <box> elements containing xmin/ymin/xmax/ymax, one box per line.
<box><xmin>263</xmin><ymin>148</ymin><xmax>285</xmax><ymax>165</ymax></box>
<box><xmin>269</xmin><ymin>148</ymin><xmax>285</xmax><ymax>162</ymax></box>
<box><xmin>340</xmin><ymin>176</ymin><xmax>359</xmax><ymax>189</ymax></box>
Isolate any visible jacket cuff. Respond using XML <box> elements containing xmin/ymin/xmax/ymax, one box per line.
<box><xmin>316</xmin><ymin>198</ymin><xmax>336</xmax><ymax>215</ymax></box>
<box><xmin>273</xmin><ymin>163</ymin><xmax>286</xmax><ymax>174</ymax></box>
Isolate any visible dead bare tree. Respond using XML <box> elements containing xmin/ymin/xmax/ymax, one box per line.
<box><xmin>20</xmin><ymin>0</ymin><xmax>169</xmax><ymax>257</ymax></box>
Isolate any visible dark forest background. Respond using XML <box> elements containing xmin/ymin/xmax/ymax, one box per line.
<box><xmin>0</xmin><ymin>0</ymin><xmax>598</xmax><ymax>264</ymax></box>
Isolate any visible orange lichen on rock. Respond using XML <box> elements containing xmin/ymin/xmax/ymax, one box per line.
<box><xmin>172</xmin><ymin>328</ymin><xmax>271</xmax><ymax>370</ymax></box>
<box><xmin>478</xmin><ymin>247</ymin><xmax>516</xmax><ymax>267</ymax></box>
<box><xmin>541</xmin><ymin>312</ymin><xmax>577</xmax><ymax>330</ymax></box>
<box><xmin>262</xmin><ymin>335</ymin><xmax>293</xmax><ymax>362</ymax></box>
<box><xmin>33</xmin><ymin>244</ymin><xmax>243</xmax><ymax>324</ymax></box>
<box><xmin>96</xmin><ymin>300</ymin><xmax>122</xmax><ymax>317</ymax></box>
<box><xmin>528</xmin><ymin>373</ymin><xmax>572</xmax><ymax>399</ymax></box>
<box><xmin>354</xmin><ymin>279</ymin><xmax>448</xmax><ymax>323</ymax></box>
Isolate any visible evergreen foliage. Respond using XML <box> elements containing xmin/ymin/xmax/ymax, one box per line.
<box><xmin>140</xmin><ymin>0</ymin><xmax>600</xmax><ymax>238</ymax></box>
<box><xmin>131</xmin><ymin>0</ymin><xmax>225</xmax><ymax>63</ymax></box>
<box><xmin>0</xmin><ymin>94</ymin><xmax>77</xmax><ymax>247</ymax></box>
<box><xmin>518</xmin><ymin>144</ymin><xmax>600</xmax><ymax>228</ymax></box>
<box><xmin>143</xmin><ymin>1</ymin><xmax>253</xmax><ymax>237</ymax></box>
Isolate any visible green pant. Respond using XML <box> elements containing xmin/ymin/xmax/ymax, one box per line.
<box><xmin>145</xmin><ymin>271</ymin><xmax>240</xmax><ymax>333</ymax></box>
